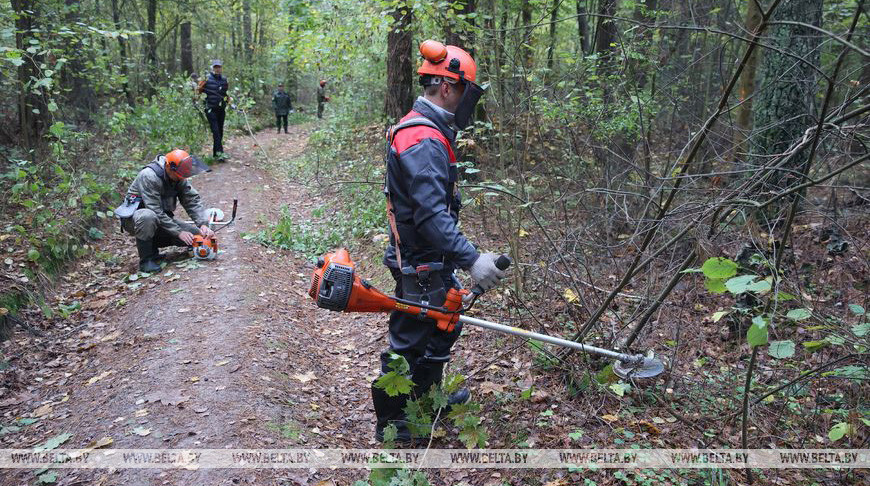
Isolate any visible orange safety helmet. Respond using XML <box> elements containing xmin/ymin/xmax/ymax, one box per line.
<box><xmin>165</xmin><ymin>149</ymin><xmax>209</xmax><ymax>179</ymax></box>
<box><xmin>418</xmin><ymin>40</ymin><xmax>477</xmax><ymax>84</ymax></box>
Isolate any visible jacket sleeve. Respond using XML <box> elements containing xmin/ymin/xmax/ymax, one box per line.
<box><xmin>400</xmin><ymin>139</ymin><xmax>479</xmax><ymax>270</ymax></box>
<box><xmin>140</xmin><ymin>173</ymin><xmax>183</xmax><ymax>236</ymax></box>
<box><xmin>272</xmin><ymin>93</ymin><xmax>278</xmax><ymax>110</ymax></box>
<box><xmin>178</xmin><ymin>182</ymin><xmax>208</xmax><ymax>227</ymax></box>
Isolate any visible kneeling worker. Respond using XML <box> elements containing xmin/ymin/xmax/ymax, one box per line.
<box><xmin>115</xmin><ymin>150</ymin><xmax>214</xmax><ymax>272</ymax></box>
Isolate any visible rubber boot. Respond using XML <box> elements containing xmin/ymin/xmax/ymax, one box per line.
<box><xmin>372</xmin><ymin>382</ymin><xmax>413</xmax><ymax>444</ymax></box>
<box><xmin>150</xmin><ymin>239</ymin><xmax>165</xmax><ymax>262</ymax></box>
<box><xmin>413</xmin><ymin>362</ymin><xmax>470</xmax><ymax>406</ymax></box>
<box><xmin>136</xmin><ymin>239</ymin><xmax>161</xmax><ymax>273</ymax></box>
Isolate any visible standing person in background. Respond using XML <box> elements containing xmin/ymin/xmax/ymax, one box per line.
<box><xmin>317</xmin><ymin>79</ymin><xmax>329</xmax><ymax>119</ymax></box>
<box><xmin>197</xmin><ymin>60</ymin><xmax>230</xmax><ymax>160</ymax></box>
<box><xmin>272</xmin><ymin>83</ymin><xmax>292</xmax><ymax>134</ymax></box>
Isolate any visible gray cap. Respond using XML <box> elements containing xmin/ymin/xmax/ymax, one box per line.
<box><xmin>211</xmin><ymin>59</ymin><xmax>223</xmax><ymax>67</ymax></box>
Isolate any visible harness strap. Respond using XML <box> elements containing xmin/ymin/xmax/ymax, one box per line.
<box><xmin>384</xmin><ymin>116</ymin><xmax>443</xmax><ymax>271</ymax></box>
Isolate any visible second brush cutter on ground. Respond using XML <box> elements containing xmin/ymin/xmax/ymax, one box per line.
<box><xmin>308</xmin><ymin>248</ymin><xmax>664</xmax><ymax>380</ymax></box>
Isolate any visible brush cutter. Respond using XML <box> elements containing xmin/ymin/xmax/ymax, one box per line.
<box><xmin>189</xmin><ymin>199</ymin><xmax>238</xmax><ymax>260</ymax></box>
<box><xmin>308</xmin><ymin>249</ymin><xmax>664</xmax><ymax>380</ymax></box>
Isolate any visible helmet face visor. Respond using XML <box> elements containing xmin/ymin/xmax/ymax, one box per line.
<box><xmin>454</xmin><ymin>80</ymin><xmax>486</xmax><ymax>130</ymax></box>
<box><xmin>172</xmin><ymin>155</ymin><xmax>211</xmax><ymax>178</ymax></box>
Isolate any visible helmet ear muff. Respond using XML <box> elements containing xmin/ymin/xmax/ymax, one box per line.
<box><xmin>420</xmin><ymin>40</ymin><xmax>448</xmax><ymax>63</ymax></box>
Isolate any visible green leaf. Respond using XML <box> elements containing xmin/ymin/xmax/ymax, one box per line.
<box><xmin>786</xmin><ymin>308</ymin><xmax>811</xmax><ymax>321</ymax></box>
<box><xmin>777</xmin><ymin>291</ymin><xmax>796</xmax><ymax>301</ymax></box>
<box><xmin>34</xmin><ymin>432</ymin><xmax>72</xmax><ymax>452</ymax></box>
<box><xmin>768</xmin><ymin>340</ymin><xmax>795</xmax><ymax>359</ymax></box>
<box><xmin>701</xmin><ymin>257</ymin><xmax>738</xmax><ymax>279</ymax></box>
<box><xmin>848</xmin><ymin>304</ymin><xmax>865</xmax><ymax>315</ymax></box>
<box><xmin>36</xmin><ymin>471</ymin><xmax>58</xmax><ymax>484</ymax></box>
<box><xmin>747</xmin><ymin>278</ymin><xmax>771</xmax><ymax>293</ymax></box>
<box><xmin>851</xmin><ymin>322</ymin><xmax>870</xmax><ymax>337</ymax></box>
<box><xmin>705</xmin><ymin>277</ymin><xmax>727</xmax><ymax>294</ymax></box>
<box><xmin>711</xmin><ymin>310</ymin><xmax>728</xmax><ymax>323</ymax></box>
<box><xmin>458</xmin><ymin>424</ymin><xmax>488</xmax><ymax>448</ymax></box>
<box><xmin>802</xmin><ymin>340</ymin><xmax>827</xmax><ymax>352</ymax></box>
<box><xmin>609</xmin><ymin>382</ymin><xmax>630</xmax><ymax>397</ymax></box>
<box><xmin>828</xmin><ymin>422</ymin><xmax>852</xmax><ymax>442</ymax></box>
<box><xmin>725</xmin><ymin>275</ymin><xmax>757</xmax><ymax>294</ymax></box>
<box><xmin>568</xmin><ymin>430</ymin><xmax>584</xmax><ymax>441</ymax></box>
<box><xmin>747</xmin><ymin>316</ymin><xmax>769</xmax><ymax>347</ymax></box>
<box><xmin>374</xmin><ymin>371</ymin><xmax>414</xmax><ymax>397</ymax></box>
<box><xmin>27</xmin><ymin>249</ymin><xmax>40</xmax><ymax>261</ymax></box>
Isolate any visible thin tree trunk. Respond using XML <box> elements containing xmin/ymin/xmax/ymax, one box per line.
<box><xmin>735</xmin><ymin>0</ymin><xmax>763</xmax><ymax>155</ymax></box>
<box><xmin>576</xmin><ymin>0</ymin><xmax>589</xmax><ymax>54</ymax></box>
<box><xmin>180</xmin><ymin>20</ymin><xmax>193</xmax><ymax>76</ymax></box>
<box><xmin>546</xmin><ymin>0</ymin><xmax>559</xmax><ymax>78</ymax></box>
<box><xmin>243</xmin><ymin>0</ymin><xmax>253</xmax><ymax>61</ymax></box>
<box><xmin>384</xmin><ymin>1</ymin><xmax>414</xmax><ymax>121</ymax></box>
<box><xmin>11</xmin><ymin>0</ymin><xmax>48</xmax><ymax>149</ymax></box>
<box><xmin>145</xmin><ymin>0</ymin><xmax>157</xmax><ymax>94</ymax></box>
<box><xmin>111</xmin><ymin>0</ymin><xmax>134</xmax><ymax>107</ymax></box>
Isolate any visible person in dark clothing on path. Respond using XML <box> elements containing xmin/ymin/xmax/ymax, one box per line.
<box><xmin>197</xmin><ymin>60</ymin><xmax>230</xmax><ymax>160</ymax></box>
<box><xmin>317</xmin><ymin>79</ymin><xmax>329</xmax><ymax>119</ymax></box>
<box><xmin>272</xmin><ymin>83</ymin><xmax>292</xmax><ymax>133</ymax></box>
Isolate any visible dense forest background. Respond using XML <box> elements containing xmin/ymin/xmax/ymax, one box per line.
<box><xmin>1</xmin><ymin>0</ymin><xmax>868</xmax><ymax>485</ymax></box>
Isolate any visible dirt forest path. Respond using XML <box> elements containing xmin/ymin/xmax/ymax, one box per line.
<box><xmin>2</xmin><ymin>125</ymin><xmax>389</xmax><ymax>486</ymax></box>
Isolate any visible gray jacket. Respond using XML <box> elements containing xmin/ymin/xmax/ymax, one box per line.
<box><xmin>126</xmin><ymin>156</ymin><xmax>208</xmax><ymax>235</ymax></box>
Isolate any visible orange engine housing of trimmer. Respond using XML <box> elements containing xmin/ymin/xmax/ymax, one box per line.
<box><xmin>191</xmin><ymin>234</ymin><xmax>218</xmax><ymax>260</ymax></box>
<box><xmin>309</xmin><ymin>248</ymin><xmax>466</xmax><ymax>331</ymax></box>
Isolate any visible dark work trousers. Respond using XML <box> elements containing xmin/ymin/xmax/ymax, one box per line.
<box><xmin>379</xmin><ymin>267</ymin><xmax>463</xmax><ymax>387</ymax></box>
<box><xmin>276</xmin><ymin>114</ymin><xmax>288</xmax><ymax>133</ymax></box>
<box><xmin>206</xmin><ymin>106</ymin><xmax>226</xmax><ymax>157</ymax></box>
<box><xmin>317</xmin><ymin>102</ymin><xmax>324</xmax><ymax>119</ymax></box>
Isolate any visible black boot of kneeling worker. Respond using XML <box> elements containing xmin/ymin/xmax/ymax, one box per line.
<box><xmin>136</xmin><ymin>238</ymin><xmax>161</xmax><ymax>273</ymax></box>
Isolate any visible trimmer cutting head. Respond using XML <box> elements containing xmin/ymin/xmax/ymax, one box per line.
<box><xmin>613</xmin><ymin>356</ymin><xmax>665</xmax><ymax>380</ymax></box>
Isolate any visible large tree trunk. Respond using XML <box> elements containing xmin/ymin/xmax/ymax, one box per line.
<box><xmin>180</xmin><ymin>21</ymin><xmax>193</xmax><ymax>76</ymax></box>
<box><xmin>751</xmin><ymin>0</ymin><xmax>824</xmax><ymax>206</ymax></box>
<box><xmin>110</xmin><ymin>0</ymin><xmax>134</xmax><ymax>107</ymax></box>
<box><xmin>445</xmin><ymin>0</ymin><xmax>476</xmax><ymax>54</ymax></box>
<box><xmin>384</xmin><ymin>2</ymin><xmax>414</xmax><ymax>121</ymax></box>
<box><xmin>594</xmin><ymin>0</ymin><xmax>618</xmax><ymax>74</ymax></box>
<box><xmin>10</xmin><ymin>0</ymin><xmax>49</xmax><ymax>149</ymax></box>
<box><xmin>735</xmin><ymin>0</ymin><xmax>763</xmax><ymax>155</ymax></box>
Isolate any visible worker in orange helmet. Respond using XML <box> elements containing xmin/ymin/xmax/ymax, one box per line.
<box><xmin>114</xmin><ymin>149</ymin><xmax>214</xmax><ymax>272</ymax></box>
<box><xmin>373</xmin><ymin>40</ymin><xmax>504</xmax><ymax>444</ymax></box>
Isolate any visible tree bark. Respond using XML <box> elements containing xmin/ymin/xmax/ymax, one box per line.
<box><xmin>180</xmin><ymin>20</ymin><xmax>193</xmax><ymax>76</ymax></box>
<box><xmin>385</xmin><ymin>2</ymin><xmax>414</xmax><ymax>121</ymax></box>
<box><xmin>576</xmin><ymin>0</ymin><xmax>590</xmax><ymax>54</ymax></box>
<box><xmin>243</xmin><ymin>0</ymin><xmax>253</xmax><ymax>61</ymax></box>
<box><xmin>445</xmin><ymin>0</ymin><xmax>476</xmax><ymax>54</ymax></box>
<box><xmin>546</xmin><ymin>0</ymin><xmax>559</xmax><ymax>78</ymax></box>
<box><xmin>594</xmin><ymin>0</ymin><xmax>618</xmax><ymax>72</ymax></box>
<box><xmin>63</xmin><ymin>0</ymin><xmax>96</xmax><ymax>122</ymax></box>
<box><xmin>110</xmin><ymin>0</ymin><xmax>134</xmax><ymax>107</ymax></box>
<box><xmin>735</xmin><ymin>0</ymin><xmax>763</xmax><ymax>154</ymax></box>
<box><xmin>751</xmin><ymin>0</ymin><xmax>824</xmax><ymax>204</ymax></box>
<box><xmin>10</xmin><ymin>0</ymin><xmax>48</xmax><ymax>149</ymax></box>
<box><xmin>145</xmin><ymin>0</ymin><xmax>157</xmax><ymax>94</ymax></box>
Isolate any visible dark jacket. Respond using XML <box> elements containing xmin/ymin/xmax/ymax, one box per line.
<box><xmin>202</xmin><ymin>73</ymin><xmax>228</xmax><ymax>109</ymax></box>
<box><xmin>383</xmin><ymin>97</ymin><xmax>478</xmax><ymax>272</ymax></box>
<box><xmin>272</xmin><ymin>90</ymin><xmax>292</xmax><ymax>115</ymax></box>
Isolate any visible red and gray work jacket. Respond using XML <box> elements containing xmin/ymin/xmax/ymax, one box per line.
<box><xmin>383</xmin><ymin>98</ymin><xmax>478</xmax><ymax>273</ymax></box>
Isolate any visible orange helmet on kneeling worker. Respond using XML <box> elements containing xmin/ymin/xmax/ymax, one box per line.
<box><xmin>165</xmin><ymin>149</ymin><xmax>210</xmax><ymax>179</ymax></box>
